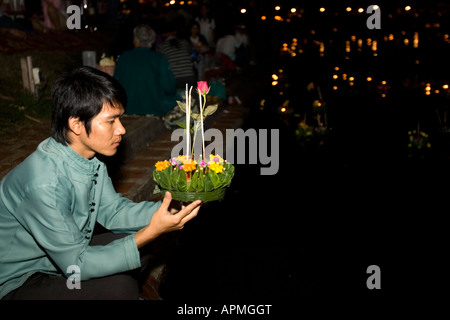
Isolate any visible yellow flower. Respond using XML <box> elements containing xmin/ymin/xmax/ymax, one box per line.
<box><xmin>209</xmin><ymin>162</ymin><xmax>224</xmax><ymax>173</ymax></box>
<box><xmin>176</xmin><ymin>155</ymin><xmax>188</xmax><ymax>164</ymax></box>
<box><xmin>155</xmin><ymin>160</ymin><xmax>170</xmax><ymax>171</ymax></box>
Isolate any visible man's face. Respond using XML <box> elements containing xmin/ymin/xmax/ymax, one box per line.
<box><xmin>72</xmin><ymin>103</ymin><xmax>126</xmax><ymax>159</ymax></box>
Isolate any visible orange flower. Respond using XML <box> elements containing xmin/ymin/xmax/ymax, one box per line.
<box><xmin>182</xmin><ymin>160</ymin><xmax>197</xmax><ymax>172</ymax></box>
<box><xmin>155</xmin><ymin>160</ymin><xmax>170</xmax><ymax>171</ymax></box>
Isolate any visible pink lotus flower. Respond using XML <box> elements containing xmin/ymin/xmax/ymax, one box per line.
<box><xmin>197</xmin><ymin>81</ymin><xmax>209</xmax><ymax>95</ymax></box>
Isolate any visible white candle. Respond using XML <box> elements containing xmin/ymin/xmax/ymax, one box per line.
<box><xmin>185</xmin><ymin>84</ymin><xmax>189</xmax><ymax>158</ymax></box>
<box><xmin>187</xmin><ymin>86</ymin><xmax>193</xmax><ymax>159</ymax></box>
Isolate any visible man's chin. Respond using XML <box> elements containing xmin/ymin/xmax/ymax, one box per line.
<box><xmin>99</xmin><ymin>148</ymin><xmax>119</xmax><ymax>157</ymax></box>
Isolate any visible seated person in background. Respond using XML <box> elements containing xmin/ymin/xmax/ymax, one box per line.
<box><xmin>0</xmin><ymin>66</ymin><xmax>201</xmax><ymax>300</ymax></box>
<box><xmin>215</xmin><ymin>24</ymin><xmax>239</xmax><ymax>62</ymax></box>
<box><xmin>114</xmin><ymin>24</ymin><xmax>180</xmax><ymax>116</ymax></box>
<box><xmin>157</xmin><ymin>21</ymin><xmax>197</xmax><ymax>90</ymax></box>
<box><xmin>188</xmin><ymin>20</ymin><xmax>210</xmax><ymax>81</ymax></box>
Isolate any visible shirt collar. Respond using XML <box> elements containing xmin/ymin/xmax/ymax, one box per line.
<box><xmin>48</xmin><ymin>138</ymin><xmax>101</xmax><ymax>175</ymax></box>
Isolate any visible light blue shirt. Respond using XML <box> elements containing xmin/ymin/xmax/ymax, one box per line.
<box><xmin>0</xmin><ymin>138</ymin><xmax>160</xmax><ymax>298</ymax></box>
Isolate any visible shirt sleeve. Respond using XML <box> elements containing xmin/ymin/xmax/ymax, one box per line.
<box><xmin>95</xmin><ymin>166</ymin><xmax>161</xmax><ymax>234</ymax></box>
<box><xmin>13</xmin><ymin>179</ymin><xmax>142</xmax><ymax>281</ymax></box>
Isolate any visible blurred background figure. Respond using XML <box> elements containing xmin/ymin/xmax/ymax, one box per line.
<box><xmin>157</xmin><ymin>21</ymin><xmax>197</xmax><ymax>90</ymax></box>
<box><xmin>187</xmin><ymin>20</ymin><xmax>210</xmax><ymax>81</ymax></box>
<box><xmin>41</xmin><ymin>0</ymin><xmax>66</xmax><ymax>32</ymax></box>
<box><xmin>195</xmin><ymin>3</ymin><xmax>215</xmax><ymax>49</ymax></box>
<box><xmin>114</xmin><ymin>24</ymin><xmax>180</xmax><ymax>116</ymax></box>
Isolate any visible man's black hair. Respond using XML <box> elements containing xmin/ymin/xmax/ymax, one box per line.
<box><xmin>51</xmin><ymin>66</ymin><xmax>127</xmax><ymax>145</ymax></box>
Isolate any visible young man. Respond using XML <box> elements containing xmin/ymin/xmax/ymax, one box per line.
<box><xmin>0</xmin><ymin>67</ymin><xmax>201</xmax><ymax>299</ymax></box>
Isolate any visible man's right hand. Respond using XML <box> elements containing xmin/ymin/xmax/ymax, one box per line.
<box><xmin>135</xmin><ymin>192</ymin><xmax>201</xmax><ymax>248</ymax></box>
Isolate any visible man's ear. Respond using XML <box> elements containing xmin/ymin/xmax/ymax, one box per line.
<box><xmin>68</xmin><ymin>117</ymin><xmax>83</xmax><ymax>135</ymax></box>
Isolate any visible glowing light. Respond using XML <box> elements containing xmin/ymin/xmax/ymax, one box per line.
<box><xmin>170</xmin><ymin>0</ymin><xmax>175</xmax><ymax>4</ymax></box>
<box><xmin>413</xmin><ymin>32</ymin><xmax>419</xmax><ymax>48</ymax></box>
<box><xmin>272</xmin><ymin>81</ymin><xmax>278</xmax><ymax>86</ymax></box>
<box><xmin>371</xmin><ymin>40</ymin><xmax>378</xmax><ymax>52</ymax></box>
<box><xmin>333</xmin><ymin>86</ymin><xmax>338</xmax><ymax>90</ymax></box>
<box><xmin>272</xmin><ymin>74</ymin><xmax>279</xmax><ymax>81</ymax></box>
<box><xmin>319</xmin><ymin>42</ymin><xmax>325</xmax><ymax>54</ymax></box>
<box><xmin>274</xmin><ymin>15</ymin><xmax>283</xmax><ymax>21</ymax></box>
<box><xmin>346</xmin><ymin>7</ymin><xmax>352</xmax><ymax>12</ymax></box>
<box><xmin>345</xmin><ymin>41</ymin><xmax>351</xmax><ymax>53</ymax></box>
<box><xmin>334</xmin><ymin>67</ymin><xmax>339</xmax><ymax>71</ymax></box>
<box><xmin>443</xmin><ymin>84</ymin><xmax>449</xmax><ymax>89</ymax></box>
<box><xmin>388</xmin><ymin>34</ymin><xmax>394</xmax><ymax>41</ymax></box>
<box><xmin>261</xmin><ymin>16</ymin><xmax>266</xmax><ymax>20</ymax></box>
<box><xmin>320</xmin><ymin>7</ymin><xmax>325</xmax><ymax>13</ymax></box>
<box><xmin>280</xmin><ymin>107</ymin><xmax>286</xmax><ymax>113</ymax></box>
<box><xmin>373</xmin><ymin>5</ymin><xmax>379</xmax><ymax>10</ymax></box>
<box><xmin>367</xmin><ymin>77</ymin><xmax>373</xmax><ymax>82</ymax></box>
<box><xmin>405</xmin><ymin>6</ymin><xmax>411</xmax><ymax>11</ymax></box>
<box><xmin>333</xmin><ymin>75</ymin><xmax>338</xmax><ymax>80</ymax></box>
<box><xmin>381</xmin><ymin>93</ymin><xmax>386</xmax><ymax>98</ymax></box>
<box><xmin>404</xmin><ymin>38</ymin><xmax>410</xmax><ymax>46</ymax></box>
<box><xmin>349</xmin><ymin>76</ymin><xmax>355</xmax><ymax>82</ymax></box>
<box><xmin>291</xmin><ymin>8</ymin><xmax>296</xmax><ymax>13</ymax></box>
<box><xmin>381</xmin><ymin>81</ymin><xmax>387</xmax><ymax>85</ymax></box>
<box><xmin>425</xmin><ymin>91</ymin><xmax>431</xmax><ymax>95</ymax></box>
<box><xmin>349</xmin><ymin>82</ymin><xmax>354</xmax><ymax>86</ymax></box>
<box><xmin>275</xmin><ymin>6</ymin><xmax>281</xmax><ymax>11</ymax></box>
<box><xmin>358</xmin><ymin>8</ymin><xmax>364</xmax><ymax>13</ymax></box>
<box><xmin>342</xmin><ymin>74</ymin><xmax>347</xmax><ymax>80</ymax></box>
<box><xmin>241</xmin><ymin>8</ymin><xmax>247</xmax><ymax>14</ymax></box>
<box><xmin>435</xmin><ymin>90</ymin><xmax>440</xmax><ymax>94</ymax></box>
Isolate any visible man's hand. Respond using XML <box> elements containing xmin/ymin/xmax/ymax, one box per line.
<box><xmin>135</xmin><ymin>192</ymin><xmax>201</xmax><ymax>248</ymax></box>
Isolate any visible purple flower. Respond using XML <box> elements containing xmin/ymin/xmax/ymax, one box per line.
<box><xmin>170</xmin><ymin>158</ymin><xmax>178</xmax><ymax>166</ymax></box>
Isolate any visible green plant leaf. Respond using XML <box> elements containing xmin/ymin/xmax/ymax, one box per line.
<box><xmin>176</xmin><ymin>170</ymin><xmax>187</xmax><ymax>191</ymax></box>
<box><xmin>188</xmin><ymin>171</ymin><xmax>198</xmax><ymax>192</ymax></box>
<box><xmin>207</xmin><ymin>170</ymin><xmax>222</xmax><ymax>189</ymax></box>
<box><xmin>204</xmin><ymin>104</ymin><xmax>218</xmax><ymax>117</ymax></box>
<box><xmin>177</xmin><ymin>101</ymin><xmax>186</xmax><ymax>112</ymax></box>
<box><xmin>153</xmin><ymin>167</ymin><xmax>171</xmax><ymax>190</ymax></box>
<box><xmin>197</xmin><ymin>170</ymin><xmax>205</xmax><ymax>192</ymax></box>
<box><xmin>203</xmin><ymin>172</ymin><xmax>214</xmax><ymax>192</ymax></box>
<box><xmin>191</xmin><ymin>112</ymin><xmax>202</xmax><ymax>121</ymax></box>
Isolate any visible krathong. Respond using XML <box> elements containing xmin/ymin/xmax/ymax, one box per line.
<box><xmin>153</xmin><ymin>81</ymin><xmax>235</xmax><ymax>202</ymax></box>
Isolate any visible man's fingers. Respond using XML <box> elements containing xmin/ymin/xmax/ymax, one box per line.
<box><xmin>180</xmin><ymin>205</ymin><xmax>201</xmax><ymax>225</ymax></box>
<box><xmin>177</xmin><ymin>200</ymin><xmax>201</xmax><ymax>220</ymax></box>
<box><xmin>160</xmin><ymin>191</ymin><xmax>172</xmax><ymax>211</ymax></box>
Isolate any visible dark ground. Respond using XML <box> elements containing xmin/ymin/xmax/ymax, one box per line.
<box><xmin>159</xmin><ymin>67</ymin><xmax>449</xmax><ymax>303</ymax></box>
<box><xmin>158</xmin><ymin>23</ymin><xmax>450</xmax><ymax>303</ymax></box>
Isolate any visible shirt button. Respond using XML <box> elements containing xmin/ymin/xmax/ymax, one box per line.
<box><xmin>85</xmin><ymin>235</ymin><xmax>91</xmax><ymax>239</ymax></box>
